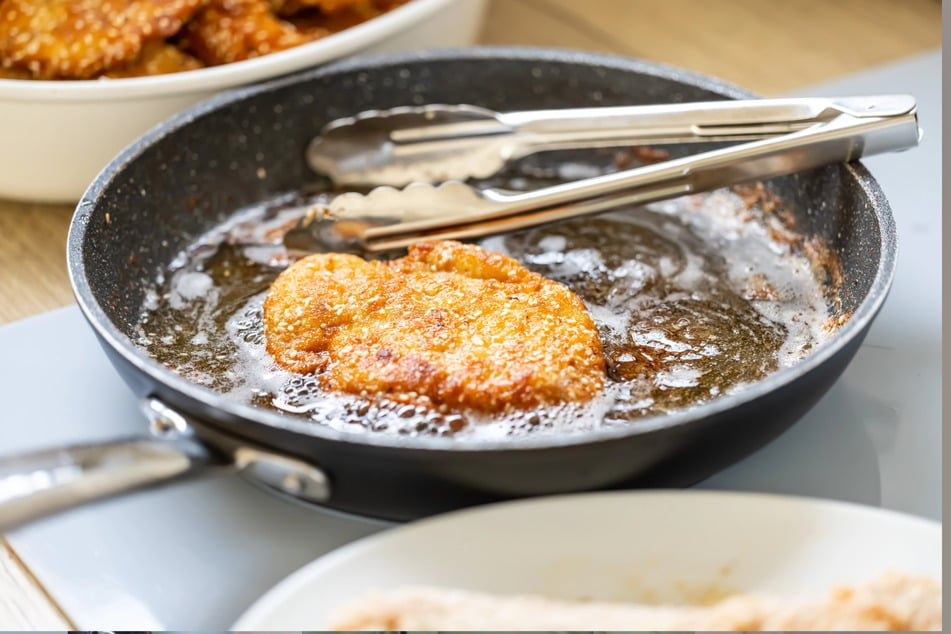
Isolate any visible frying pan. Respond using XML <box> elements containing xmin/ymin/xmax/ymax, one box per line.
<box><xmin>0</xmin><ymin>48</ymin><xmax>897</xmax><ymax>527</ymax></box>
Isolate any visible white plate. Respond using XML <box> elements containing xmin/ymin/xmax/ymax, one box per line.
<box><xmin>233</xmin><ymin>489</ymin><xmax>941</xmax><ymax>629</ymax></box>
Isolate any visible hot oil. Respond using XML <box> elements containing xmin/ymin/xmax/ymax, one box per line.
<box><xmin>136</xmin><ymin>174</ymin><xmax>837</xmax><ymax>439</ymax></box>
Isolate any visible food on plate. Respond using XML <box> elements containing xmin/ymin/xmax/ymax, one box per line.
<box><xmin>0</xmin><ymin>0</ymin><xmax>409</xmax><ymax>79</ymax></box>
<box><xmin>330</xmin><ymin>571</ymin><xmax>942</xmax><ymax>630</ymax></box>
<box><xmin>263</xmin><ymin>239</ymin><xmax>606</xmax><ymax>412</ymax></box>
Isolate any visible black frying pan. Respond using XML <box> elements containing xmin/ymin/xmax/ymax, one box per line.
<box><xmin>0</xmin><ymin>48</ymin><xmax>897</xmax><ymax>527</ymax></box>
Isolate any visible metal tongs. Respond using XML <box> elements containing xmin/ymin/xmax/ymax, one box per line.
<box><xmin>288</xmin><ymin>95</ymin><xmax>920</xmax><ymax>253</ymax></box>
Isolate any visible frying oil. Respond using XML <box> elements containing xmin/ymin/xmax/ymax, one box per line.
<box><xmin>135</xmin><ymin>177</ymin><xmax>836</xmax><ymax>440</ymax></box>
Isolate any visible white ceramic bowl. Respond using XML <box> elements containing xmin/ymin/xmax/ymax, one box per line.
<box><xmin>0</xmin><ymin>0</ymin><xmax>487</xmax><ymax>203</ymax></box>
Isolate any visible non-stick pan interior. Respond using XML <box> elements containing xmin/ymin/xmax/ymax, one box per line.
<box><xmin>71</xmin><ymin>48</ymin><xmax>893</xmax><ymax>443</ymax></box>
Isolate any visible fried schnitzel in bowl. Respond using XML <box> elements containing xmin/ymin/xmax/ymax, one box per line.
<box><xmin>0</xmin><ymin>0</ymin><xmax>486</xmax><ymax>202</ymax></box>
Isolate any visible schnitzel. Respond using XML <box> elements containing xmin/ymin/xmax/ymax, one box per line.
<box><xmin>0</xmin><ymin>0</ymin><xmax>202</xmax><ymax>78</ymax></box>
<box><xmin>177</xmin><ymin>0</ymin><xmax>308</xmax><ymax>65</ymax></box>
<box><xmin>0</xmin><ymin>0</ymin><xmax>408</xmax><ymax>78</ymax></box>
<box><xmin>263</xmin><ymin>240</ymin><xmax>606</xmax><ymax>412</ymax></box>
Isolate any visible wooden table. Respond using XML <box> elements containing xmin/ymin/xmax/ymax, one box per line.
<box><xmin>0</xmin><ymin>0</ymin><xmax>940</xmax><ymax>627</ymax></box>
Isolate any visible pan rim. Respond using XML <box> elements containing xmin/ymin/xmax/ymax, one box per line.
<box><xmin>68</xmin><ymin>46</ymin><xmax>898</xmax><ymax>453</ymax></box>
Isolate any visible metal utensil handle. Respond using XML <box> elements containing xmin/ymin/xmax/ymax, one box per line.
<box><xmin>497</xmin><ymin>95</ymin><xmax>916</xmax><ymax>153</ymax></box>
<box><xmin>498</xmin><ymin>107</ymin><xmax>920</xmax><ymax>211</ymax></box>
<box><xmin>0</xmin><ymin>437</ymin><xmax>217</xmax><ymax>532</ymax></box>
<box><xmin>365</xmin><ymin>105</ymin><xmax>919</xmax><ymax>250</ymax></box>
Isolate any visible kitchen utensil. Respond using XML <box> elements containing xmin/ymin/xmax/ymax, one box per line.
<box><xmin>306</xmin><ymin>96</ymin><xmax>915</xmax><ymax>186</ymax></box>
<box><xmin>288</xmin><ymin>95</ymin><xmax>918</xmax><ymax>253</ymax></box>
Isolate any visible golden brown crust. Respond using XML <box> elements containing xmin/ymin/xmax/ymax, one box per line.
<box><xmin>101</xmin><ymin>40</ymin><xmax>203</xmax><ymax>77</ymax></box>
<box><xmin>0</xmin><ymin>0</ymin><xmax>406</xmax><ymax>79</ymax></box>
<box><xmin>0</xmin><ymin>60</ymin><xmax>30</xmax><ymax>78</ymax></box>
<box><xmin>271</xmin><ymin>0</ymin><xmax>407</xmax><ymax>19</ymax></box>
<box><xmin>0</xmin><ymin>0</ymin><xmax>204</xmax><ymax>79</ymax></box>
<box><xmin>177</xmin><ymin>0</ymin><xmax>309</xmax><ymax>66</ymax></box>
<box><xmin>271</xmin><ymin>0</ymin><xmax>369</xmax><ymax>16</ymax></box>
<box><xmin>263</xmin><ymin>240</ymin><xmax>606</xmax><ymax>412</ymax></box>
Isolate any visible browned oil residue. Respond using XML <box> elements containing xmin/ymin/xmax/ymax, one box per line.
<box><xmin>135</xmin><ymin>176</ymin><xmax>840</xmax><ymax>440</ymax></box>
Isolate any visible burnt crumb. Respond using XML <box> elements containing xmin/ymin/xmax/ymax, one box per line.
<box><xmin>803</xmin><ymin>236</ymin><xmax>845</xmax><ymax>313</ymax></box>
<box><xmin>822</xmin><ymin>312</ymin><xmax>851</xmax><ymax>332</ymax></box>
<box><xmin>722</xmin><ymin>181</ymin><xmax>843</xmax><ymax>317</ymax></box>
<box><xmin>776</xmin><ymin>207</ymin><xmax>798</xmax><ymax>230</ymax></box>
<box><xmin>614</xmin><ymin>145</ymin><xmax>672</xmax><ymax>170</ymax></box>
<box><xmin>766</xmin><ymin>217</ymin><xmax>800</xmax><ymax>247</ymax></box>
<box><xmin>742</xmin><ymin>273</ymin><xmax>780</xmax><ymax>301</ymax></box>
<box><xmin>734</xmin><ymin>182</ymin><xmax>781</xmax><ymax>214</ymax></box>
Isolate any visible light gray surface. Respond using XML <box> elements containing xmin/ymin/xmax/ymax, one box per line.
<box><xmin>697</xmin><ymin>51</ymin><xmax>942</xmax><ymax>520</ymax></box>
<box><xmin>0</xmin><ymin>51</ymin><xmax>940</xmax><ymax>629</ymax></box>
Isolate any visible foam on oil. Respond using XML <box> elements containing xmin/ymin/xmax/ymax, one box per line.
<box><xmin>136</xmin><ymin>179</ymin><xmax>836</xmax><ymax>439</ymax></box>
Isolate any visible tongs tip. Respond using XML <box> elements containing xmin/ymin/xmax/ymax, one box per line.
<box><xmin>832</xmin><ymin>94</ymin><xmax>917</xmax><ymax>118</ymax></box>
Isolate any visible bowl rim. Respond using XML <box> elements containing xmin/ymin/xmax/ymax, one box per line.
<box><xmin>0</xmin><ymin>0</ymin><xmax>460</xmax><ymax>102</ymax></box>
<box><xmin>68</xmin><ymin>46</ymin><xmax>898</xmax><ymax>452</ymax></box>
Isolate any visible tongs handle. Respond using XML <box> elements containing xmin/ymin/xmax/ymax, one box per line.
<box><xmin>398</xmin><ymin>95</ymin><xmax>918</xmax><ymax>152</ymax></box>
<box><xmin>362</xmin><ymin>95</ymin><xmax>919</xmax><ymax>250</ymax></box>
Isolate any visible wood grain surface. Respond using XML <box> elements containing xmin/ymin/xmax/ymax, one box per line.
<box><xmin>0</xmin><ymin>0</ymin><xmax>941</xmax><ymax>626</ymax></box>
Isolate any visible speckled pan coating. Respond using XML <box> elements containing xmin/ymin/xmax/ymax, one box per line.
<box><xmin>67</xmin><ymin>47</ymin><xmax>897</xmax><ymax>521</ymax></box>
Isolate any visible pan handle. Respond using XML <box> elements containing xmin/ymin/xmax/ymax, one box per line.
<box><xmin>0</xmin><ymin>435</ymin><xmax>219</xmax><ymax>532</ymax></box>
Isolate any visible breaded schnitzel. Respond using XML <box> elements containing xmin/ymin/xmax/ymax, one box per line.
<box><xmin>0</xmin><ymin>0</ymin><xmax>203</xmax><ymax>78</ymax></box>
<box><xmin>102</xmin><ymin>40</ymin><xmax>203</xmax><ymax>78</ymax></box>
<box><xmin>0</xmin><ymin>0</ymin><xmax>409</xmax><ymax>78</ymax></box>
<box><xmin>177</xmin><ymin>0</ymin><xmax>308</xmax><ymax>65</ymax></box>
<box><xmin>263</xmin><ymin>240</ymin><xmax>606</xmax><ymax>412</ymax></box>
<box><xmin>270</xmin><ymin>0</ymin><xmax>373</xmax><ymax>16</ymax></box>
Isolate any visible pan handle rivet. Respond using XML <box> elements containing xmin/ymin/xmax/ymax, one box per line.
<box><xmin>142</xmin><ymin>397</ymin><xmax>194</xmax><ymax>438</ymax></box>
<box><xmin>234</xmin><ymin>447</ymin><xmax>331</xmax><ymax>503</ymax></box>
<box><xmin>282</xmin><ymin>472</ymin><xmax>304</xmax><ymax>495</ymax></box>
